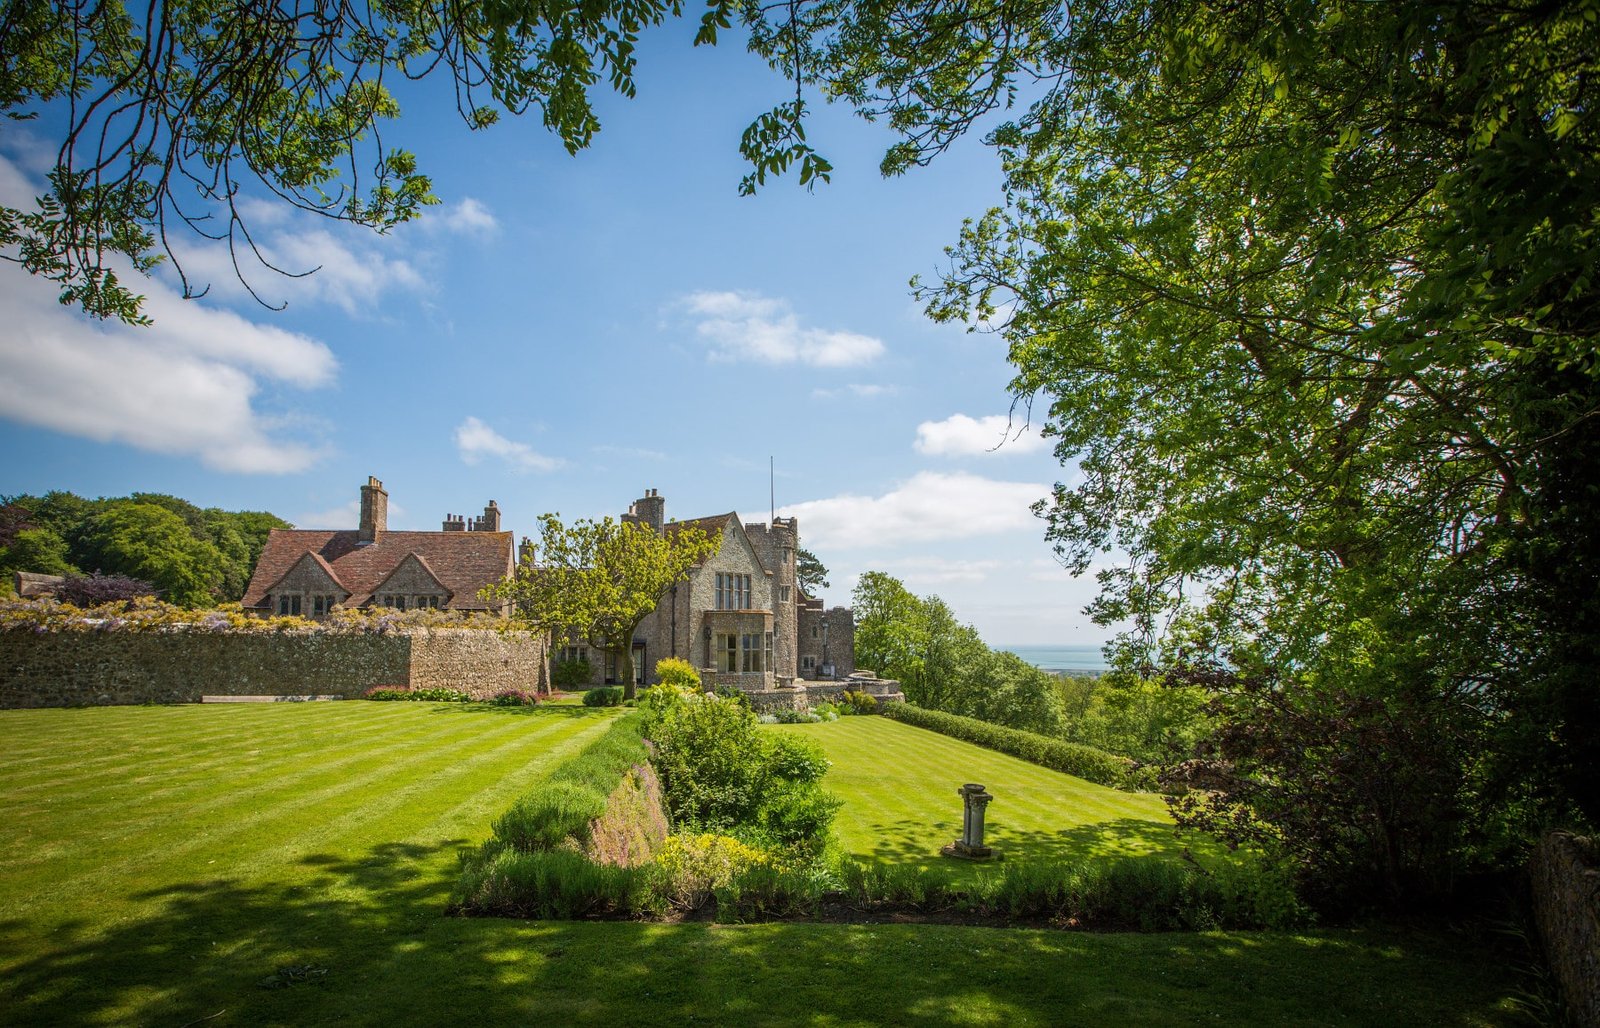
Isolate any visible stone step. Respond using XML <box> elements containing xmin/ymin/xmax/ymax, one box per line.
<box><xmin>200</xmin><ymin>695</ymin><xmax>346</xmax><ymax>703</ymax></box>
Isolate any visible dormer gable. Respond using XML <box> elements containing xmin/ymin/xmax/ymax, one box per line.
<box><xmin>261</xmin><ymin>551</ymin><xmax>348</xmax><ymax>601</ymax></box>
<box><xmin>718</xmin><ymin>517</ymin><xmax>772</xmax><ymax>578</ymax></box>
<box><xmin>367</xmin><ymin>553</ymin><xmax>453</xmax><ymax>609</ymax></box>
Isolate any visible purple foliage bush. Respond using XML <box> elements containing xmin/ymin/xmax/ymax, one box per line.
<box><xmin>57</xmin><ymin>573</ymin><xmax>156</xmax><ymax>607</ymax></box>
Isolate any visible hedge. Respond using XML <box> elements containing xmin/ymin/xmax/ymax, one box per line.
<box><xmin>881</xmin><ymin>702</ymin><xmax>1149</xmax><ymax>791</ymax></box>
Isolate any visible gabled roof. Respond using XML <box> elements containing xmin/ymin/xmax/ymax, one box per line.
<box><xmin>668</xmin><ymin>512</ymin><xmax>772</xmax><ymax>576</ymax></box>
<box><xmin>242</xmin><ymin>529</ymin><xmax>513</xmax><ymax>611</ymax></box>
<box><xmin>666</xmin><ymin>513</ymin><xmax>736</xmax><ymax>566</ymax></box>
<box><xmin>365</xmin><ymin>552</ymin><xmax>452</xmax><ymax>607</ymax></box>
<box><xmin>258</xmin><ymin>550</ymin><xmax>350</xmax><ymax>600</ymax></box>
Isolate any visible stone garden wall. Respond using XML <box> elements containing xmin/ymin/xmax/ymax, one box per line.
<box><xmin>0</xmin><ymin>627</ymin><xmax>545</xmax><ymax>708</ymax></box>
<box><xmin>1531</xmin><ymin>830</ymin><xmax>1600</xmax><ymax>1026</ymax></box>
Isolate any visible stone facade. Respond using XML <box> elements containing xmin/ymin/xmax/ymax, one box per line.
<box><xmin>0</xmin><ymin>627</ymin><xmax>546</xmax><ymax>708</ymax></box>
<box><xmin>563</xmin><ymin>489</ymin><xmax>854</xmax><ymax>694</ymax></box>
<box><xmin>798</xmin><ymin>601</ymin><xmax>856</xmax><ymax>680</ymax></box>
<box><xmin>1531</xmin><ymin>830</ymin><xmax>1600</xmax><ymax>1025</ymax></box>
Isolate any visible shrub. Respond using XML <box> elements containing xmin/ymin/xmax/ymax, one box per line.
<box><xmin>882</xmin><ymin>702</ymin><xmax>1141</xmax><ymax>790</ymax></box>
<box><xmin>648</xmin><ymin>833</ymin><xmax>772</xmax><ymax>910</ymax></box>
<box><xmin>839</xmin><ymin>689</ymin><xmax>879</xmax><ymax>715</ymax></box>
<box><xmin>361</xmin><ymin>686</ymin><xmax>412</xmax><ymax>701</ymax></box>
<box><xmin>454</xmin><ymin>716</ymin><xmax>656</xmax><ymax>916</ymax></box>
<box><xmin>770</xmin><ymin>707</ymin><xmax>820</xmax><ymax>724</ymax></box>
<box><xmin>491</xmin><ymin>689</ymin><xmax>538</xmax><ymax>706</ymax></box>
<box><xmin>712</xmin><ymin>685</ymin><xmax>752</xmax><ymax>710</ymax></box>
<box><xmin>552</xmin><ymin>658</ymin><xmax>593</xmax><ymax>690</ymax></box>
<box><xmin>583</xmin><ymin>686</ymin><xmax>623</xmax><ymax>707</ymax></box>
<box><xmin>452</xmin><ymin>847</ymin><xmax>647</xmax><ymax>919</ymax></box>
<box><xmin>653</xmin><ymin>657</ymin><xmax>701</xmax><ymax>691</ymax></box>
<box><xmin>828</xmin><ymin>854</ymin><xmax>1307</xmax><ymax>931</ymax></box>
<box><xmin>648</xmin><ymin>694</ymin><xmax>839</xmax><ymax>852</ymax></box>
<box><xmin>57</xmin><ymin>573</ymin><xmax>155</xmax><ymax>606</ymax></box>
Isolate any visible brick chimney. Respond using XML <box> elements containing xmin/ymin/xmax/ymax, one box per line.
<box><xmin>471</xmin><ymin>500</ymin><xmax>502</xmax><ymax>533</ymax></box>
<box><xmin>359</xmin><ymin>476</ymin><xmax>387</xmax><ymax>544</ymax></box>
<box><xmin>629</xmin><ymin>488</ymin><xmax>665</xmax><ymax>533</ymax></box>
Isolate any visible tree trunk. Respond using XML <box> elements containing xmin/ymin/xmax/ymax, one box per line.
<box><xmin>618</xmin><ymin>646</ymin><xmax>637</xmax><ymax>701</ymax></box>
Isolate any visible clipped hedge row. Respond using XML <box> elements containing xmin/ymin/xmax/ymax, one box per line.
<box><xmin>489</xmin><ymin>714</ymin><xmax>650</xmax><ymax>853</ymax></box>
<box><xmin>881</xmin><ymin>702</ymin><xmax>1149</xmax><ymax>791</ymax></box>
<box><xmin>453</xmin><ymin>713</ymin><xmax>665</xmax><ymax>917</ymax></box>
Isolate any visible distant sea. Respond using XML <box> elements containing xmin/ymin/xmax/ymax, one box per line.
<box><xmin>998</xmin><ymin>644</ymin><xmax>1109</xmax><ymax>673</ymax></box>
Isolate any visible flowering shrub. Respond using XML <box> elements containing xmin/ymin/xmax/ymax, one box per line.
<box><xmin>649</xmin><ymin>833</ymin><xmax>772</xmax><ymax>910</ymax></box>
<box><xmin>361</xmin><ymin>685</ymin><xmax>472</xmax><ymax>702</ymax></box>
<box><xmin>492</xmin><ymin>689</ymin><xmax>538</xmax><ymax>707</ymax></box>
<box><xmin>839</xmin><ymin>690</ymin><xmax>879</xmax><ymax>715</ymax></box>
<box><xmin>0</xmin><ymin>596</ymin><xmax>507</xmax><ymax>636</ymax></box>
<box><xmin>652</xmin><ymin>657</ymin><xmax>701</xmax><ymax>692</ymax></box>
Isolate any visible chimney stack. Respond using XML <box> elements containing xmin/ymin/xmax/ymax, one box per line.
<box><xmin>629</xmin><ymin>488</ymin><xmax>665</xmax><ymax>533</ymax></box>
<box><xmin>472</xmin><ymin>500</ymin><xmax>502</xmax><ymax>533</ymax></box>
<box><xmin>359</xmin><ymin>476</ymin><xmax>387</xmax><ymax>544</ymax></box>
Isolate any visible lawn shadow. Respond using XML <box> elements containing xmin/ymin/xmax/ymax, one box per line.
<box><xmin>0</xmin><ymin>842</ymin><xmax>1522</xmax><ymax>1026</ymax></box>
<box><xmin>845</xmin><ymin>815</ymin><xmax>1210</xmax><ymax>876</ymax></box>
<box><xmin>1</xmin><ymin>838</ymin><xmax>466</xmax><ymax>1025</ymax></box>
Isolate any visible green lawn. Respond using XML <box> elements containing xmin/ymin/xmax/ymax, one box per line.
<box><xmin>773</xmin><ymin>716</ymin><xmax>1203</xmax><ymax>875</ymax></box>
<box><xmin>0</xmin><ymin>704</ymin><xmax>1526</xmax><ymax>1025</ymax></box>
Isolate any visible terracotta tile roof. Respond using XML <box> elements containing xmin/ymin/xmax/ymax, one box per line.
<box><xmin>258</xmin><ymin>550</ymin><xmax>350</xmax><ymax>599</ymax></box>
<box><xmin>665</xmin><ymin>514</ymin><xmax>732</xmax><ymax>565</ymax></box>
<box><xmin>242</xmin><ymin>530</ymin><xmax>513</xmax><ymax>611</ymax></box>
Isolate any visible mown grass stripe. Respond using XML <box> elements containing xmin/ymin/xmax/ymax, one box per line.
<box><xmin>774</xmin><ymin>717</ymin><xmax>1197</xmax><ymax>877</ymax></box>
<box><xmin>0</xmin><ymin>705</ymin><xmax>537</xmax><ymax>861</ymax></box>
<box><xmin>0</xmin><ymin>703</ymin><xmax>430</xmax><ymax>788</ymax></box>
<box><xmin>0</xmin><ymin>710</ymin><xmax>610</xmax><ymax>910</ymax></box>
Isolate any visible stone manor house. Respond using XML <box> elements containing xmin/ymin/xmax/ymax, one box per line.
<box><xmin>556</xmin><ymin>488</ymin><xmax>856</xmax><ymax>692</ymax></box>
<box><xmin>242</xmin><ymin>478</ymin><xmax>515</xmax><ymax>618</ymax></box>
<box><xmin>239</xmin><ymin>479</ymin><xmax>857</xmax><ymax>693</ymax></box>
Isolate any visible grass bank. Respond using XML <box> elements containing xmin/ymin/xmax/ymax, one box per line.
<box><xmin>773</xmin><ymin>716</ymin><xmax>1200</xmax><ymax>876</ymax></box>
<box><xmin>0</xmin><ymin>704</ymin><xmax>1525</xmax><ymax>1025</ymax></box>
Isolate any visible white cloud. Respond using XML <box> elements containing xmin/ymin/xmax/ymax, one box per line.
<box><xmin>680</xmin><ymin>291</ymin><xmax>885</xmax><ymax>367</ymax></box>
<box><xmin>812</xmin><ymin>383</ymin><xmax>897</xmax><ymax>400</ymax></box>
<box><xmin>432</xmin><ymin>197</ymin><xmax>499</xmax><ymax>236</ymax></box>
<box><xmin>914</xmin><ymin>413</ymin><xmax>1047</xmax><ymax>457</ymax></box>
<box><xmin>781</xmin><ymin>471</ymin><xmax>1047</xmax><ymax>550</ymax></box>
<box><xmin>173</xmin><ymin>228</ymin><xmax>425</xmax><ymax>317</ymax></box>
<box><xmin>0</xmin><ymin>155</ymin><xmax>337</xmax><ymax>475</ymax></box>
<box><xmin>454</xmin><ymin>417</ymin><xmax>563</xmax><ymax>472</ymax></box>
<box><xmin>874</xmin><ymin>556</ymin><xmax>1006</xmax><ymax>586</ymax></box>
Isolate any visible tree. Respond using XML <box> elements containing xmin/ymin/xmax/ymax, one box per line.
<box><xmin>497</xmin><ymin>513</ymin><xmax>716</xmax><ymax>700</ymax></box>
<box><xmin>794</xmin><ymin>546</ymin><xmax>830</xmax><ymax>594</ymax></box>
<box><xmin>77</xmin><ymin>502</ymin><xmax>225</xmax><ymax>607</ymax></box>
<box><xmin>1</xmin><ymin>0</ymin><xmax>830</xmax><ymax>322</ymax></box>
<box><xmin>739</xmin><ymin>0</ymin><xmax>1598</xmax><ymax>868</ymax></box>
<box><xmin>0</xmin><ymin>527</ymin><xmax>75</xmax><ymax>578</ymax></box>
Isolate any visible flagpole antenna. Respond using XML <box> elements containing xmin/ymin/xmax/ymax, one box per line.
<box><xmin>770</xmin><ymin>456</ymin><xmax>775</xmax><ymax>523</ymax></box>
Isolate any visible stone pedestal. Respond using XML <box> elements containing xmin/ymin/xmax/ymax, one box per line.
<box><xmin>942</xmin><ymin>782</ymin><xmax>996</xmax><ymax>860</ymax></box>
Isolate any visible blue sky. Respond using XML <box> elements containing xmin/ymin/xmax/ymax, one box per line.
<box><xmin>0</xmin><ymin>25</ymin><xmax>1109</xmax><ymax>646</ymax></box>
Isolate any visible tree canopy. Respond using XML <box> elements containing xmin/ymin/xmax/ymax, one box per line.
<box><xmin>802</xmin><ymin>0</ymin><xmax>1597</xmax><ymax>899</ymax></box>
<box><xmin>0</xmin><ymin>489</ymin><xmax>289</xmax><ymax>606</ymax></box>
<box><xmin>794</xmin><ymin>546</ymin><xmax>829</xmax><ymax>595</ymax></box>
<box><xmin>0</xmin><ymin>0</ymin><xmax>829</xmax><ymax>321</ymax></box>
<box><xmin>497</xmin><ymin>513</ymin><xmax>716</xmax><ymax>699</ymax></box>
<box><xmin>852</xmin><ymin>571</ymin><xmax>1067</xmax><ymax>737</ymax></box>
